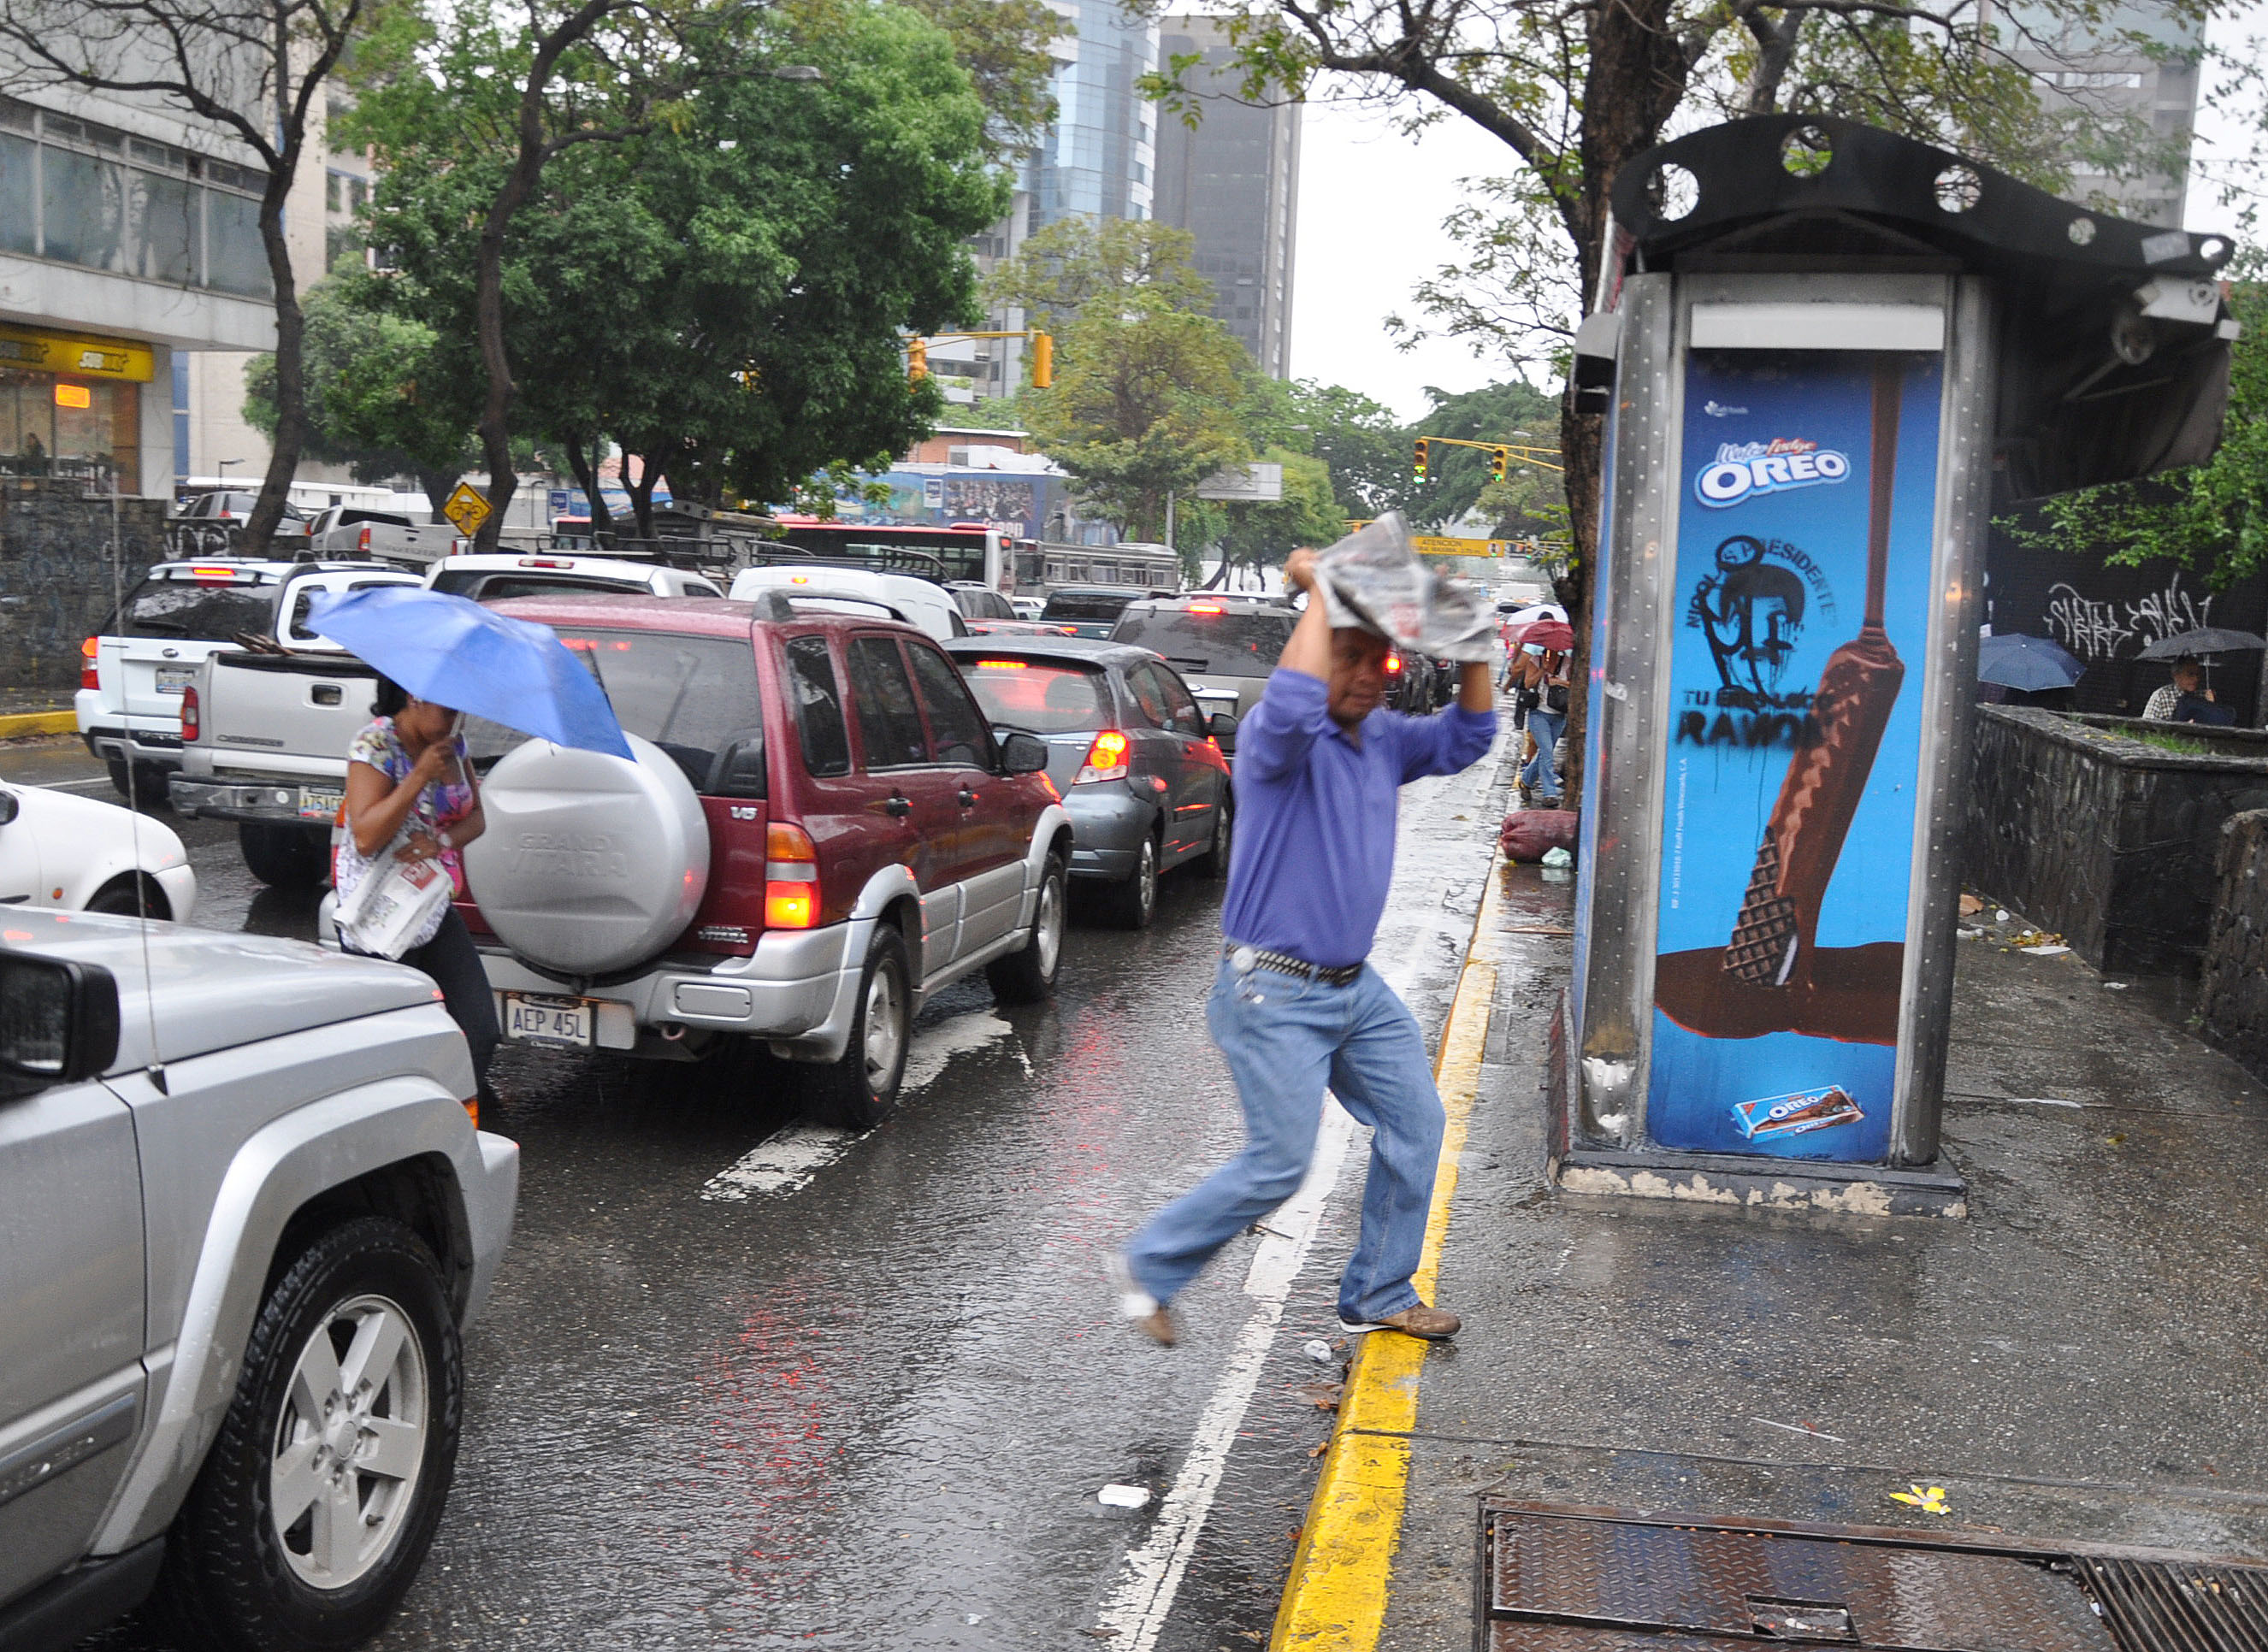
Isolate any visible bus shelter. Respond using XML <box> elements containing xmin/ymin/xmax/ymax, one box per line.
<box><xmin>1554</xmin><ymin>116</ymin><xmax>2240</xmax><ymax>1214</ymax></box>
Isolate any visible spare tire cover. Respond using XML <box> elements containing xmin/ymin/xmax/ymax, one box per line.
<box><xmin>463</xmin><ymin>733</ymin><xmax>709</xmax><ymax>974</ymax></box>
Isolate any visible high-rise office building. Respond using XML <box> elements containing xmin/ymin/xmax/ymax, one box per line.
<box><xmin>1153</xmin><ymin>15</ymin><xmax>1299</xmax><ymax>377</ymax></box>
<box><xmin>1030</xmin><ymin>0</ymin><xmax>1159</xmax><ymax>229</ymax></box>
<box><xmin>2006</xmin><ymin>0</ymin><xmax>2201</xmax><ymax>227</ymax></box>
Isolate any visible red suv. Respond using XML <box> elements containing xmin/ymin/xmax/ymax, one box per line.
<box><xmin>457</xmin><ymin>593</ymin><xmax>1072</xmax><ymax>1126</ymax></box>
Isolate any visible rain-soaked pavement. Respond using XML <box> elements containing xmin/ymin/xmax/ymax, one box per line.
<box><xmin>10</xmin><ymin>727</ymin><xmax>1514</xmax><ymax>1650</ymax></box>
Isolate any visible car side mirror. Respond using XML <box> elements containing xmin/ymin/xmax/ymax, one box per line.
<box><xmin>1001</xmin><ymin>732</ymin><xmax>1049</xmax><ymax>776</ymax></box>
<box><xmin>0</xmin><ymin>789</ymin><xmax>18</xmax><ymax>825</ymax></box>
<box><xmin>0</xmin><ymin>953</ymin><xmax>121</xmax><ymax>1091</ymax></box>
<box><xmin>1208</xmin><ymin>711</ymin><xmax>1239</xmax><ymax>740</ymax></box>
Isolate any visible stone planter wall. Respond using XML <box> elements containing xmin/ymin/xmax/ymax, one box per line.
<box><xmin>1964</xmin><ymin>706</ymin><xmax>2268</xmax><ymax>975</ymax></box>
<box><xmin>2201</xmin><ymin>809</ymin><xmax>2268</xmax><ymax>1078</ymax></box>
<box><xmin>0</xmin><ymin>479</ymin><xmax>168</xmax><ymax>693</ymax></box>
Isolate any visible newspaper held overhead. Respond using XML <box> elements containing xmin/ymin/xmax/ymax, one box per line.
<box><xmin>1313</xmin><ymin>512</ymin><xmax>1497</xmax><ymax>664</ymax></box>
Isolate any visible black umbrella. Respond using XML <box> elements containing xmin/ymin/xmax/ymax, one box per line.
<box><xmin>1978</xmin><ymin>633</ymin><xmax>2084</xmax><ymax>691</ymax></box>
<box><xmin>2138</xmin><ymin>627</ymin><xmax>2268</xmax><ymax>659</ymax></box>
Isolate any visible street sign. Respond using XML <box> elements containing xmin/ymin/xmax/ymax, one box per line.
<box><xmin>442</xmin><ymin>482</ymin><xmax>492</xmax><ymax>537</ymax></box>
<box><xmin>1196</xmin><ymin>463</ymin><xmax>1284</xmax><ymax>502</ymax></box>
<box><xmin>1411</xmin><ymin>535</ymin><xmax>1511</xmax><ymax>558</ymax></box>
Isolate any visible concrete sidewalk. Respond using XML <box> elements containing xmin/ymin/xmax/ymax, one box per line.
<box><xmin>1281</xmin><ymin>862</ymin><xmax>2268</xmax><ymax>1649</ymax></box>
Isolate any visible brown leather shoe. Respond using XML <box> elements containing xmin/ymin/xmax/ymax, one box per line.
<box><xmin>1339</xmin><ymin>1303</ymin><xmax>1461</xmax><ymax>1340</ymax></box>
<box><xmin>1131</xmin><ymin>1304</ymin><xmax>1178</xmax><ymax>1347</ymax></box>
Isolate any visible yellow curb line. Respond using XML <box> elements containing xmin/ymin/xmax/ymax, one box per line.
<box><xmin>0</xmin><ymin>711</ymin><xmax>77</xmax><ymax>738</ymax></box>
<box><xmin>1270</xmin><ymin>855</ymin><xmax>1505</xmax><ymax>1652</ymax></box>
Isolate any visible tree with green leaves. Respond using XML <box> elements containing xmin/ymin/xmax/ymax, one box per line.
<box><xmin>1209</xmin><ymin>447</ymin><xmax>1344</xmax><ymax>581</ymax></box>
<box><xmin>347</xmin><ymin>0</ymin><xmax>1007</xmax><ymax>538</ymax></box>
<box><xmin>983</xmin><ymin>217</ymin><xmax>1219</xmax><ymax>337</ymax></box>
<box><xmin>1023</xmin><ymin>294</ymin><xmax>1255</xmax><ymax>543</ymax></box>
<box><xmin>2008</xmin><ymin>281</ymin><xmax>2268</xmax><ymax>588</ymax></box>
<box><xmin>1405</xmin><ymin>379</ymin><xmax>1565</xmax><ymax>536</ymax></box>
<box><xmin>244</xmin><ymin>259</ymin><xmax>482</xmax><ymax>513</ymax></box>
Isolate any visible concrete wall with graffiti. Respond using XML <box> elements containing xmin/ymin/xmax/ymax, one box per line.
<box><xmin>1984</xmin><ymin>518</ymin><xmax>2267</xmax><ymax>722</ymax></box>
<box><xmin>0</xmin><ymin>479</ymin><xmax>168</xmax><ymax>692</ymax></box>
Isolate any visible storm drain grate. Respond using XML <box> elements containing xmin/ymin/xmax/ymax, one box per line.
<box><xmin>1480</xmin><ymin>1507</ymin><xmax>2268</xmax><ymax>1652</ymax></box>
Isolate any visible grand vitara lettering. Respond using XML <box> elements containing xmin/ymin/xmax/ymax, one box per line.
<box><xmin>511</xmin><ymin>831</ymin><xmax>631</xmax><ymax>880</ymax></box>
<box><xmin>1694</xmin><ymin>437</ymin><xmax>1852</xmax><ymax>508</ymax></box>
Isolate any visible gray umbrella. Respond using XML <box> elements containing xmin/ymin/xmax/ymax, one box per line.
<box><xmin>2138</xmin><ymin>627</ymin><xmax>2268</xmax><ymax>658</ymax></box>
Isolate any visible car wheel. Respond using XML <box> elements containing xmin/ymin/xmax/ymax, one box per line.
<box><xmin>798</xmin><ymin>924</ymin><xmax>913</xmax><ymax>1130</ymax></box>
<box><xmin>85</xmin><ymin>874</ymin><xmax>168</xmax><ymax>920</ymax></box>
<box><xmin>152</xmin><ymin>1216</ymin><xmax>461</xmax><ymax>1652</ymax></box>
<box><xmin>1191</xmin><ymin>800</ymin><xmax>1232</xmax><ymax>880</ymax></box>
<box><xmin>986</xmin><ymin>851</ymin><xmax>1066</xmax><ymax>1005</ymax></box>
<box><xmin>1102</xmin><ymin>833</ymin><xmax>1158</xmax><ymax>930</ymax></box>
<box><xmin>240</xmin><ymin>822</ymin><xmax>330</xmax><ymax>888</ymax></box>
<box><xmin>108</xmin><ymin>759</ymin><xmax>168</xmax><ymax>805</ymax></box>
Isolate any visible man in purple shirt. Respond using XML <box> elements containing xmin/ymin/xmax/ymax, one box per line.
<box><xmin>1114</xmin><ymin>547</ymin><xmax>1497</xmax><ymax>1346</ymax></box>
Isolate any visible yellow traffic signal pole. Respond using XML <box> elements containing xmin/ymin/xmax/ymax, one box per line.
<box><xmin>1409</xmin><ymin>434</ymin><xmax>1565</xmax><ymax>475</ymax></box>
<box><xmin>907</xmin><ymin>329</ymin><xmax>1057</xmax><ymax>388</ymax></box>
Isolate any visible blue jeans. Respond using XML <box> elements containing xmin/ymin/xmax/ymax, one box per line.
<box><xmin>1524</xmin><ymin>709</ymin><xmax>1564</xmax><ymax>796</ymax></box>
<box><xmin>1125</xmin><ymin>956</ymin><xmax>1445</xmax><ymax>1323</ymax></box>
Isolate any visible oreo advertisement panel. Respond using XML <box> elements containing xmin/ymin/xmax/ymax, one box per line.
<box><xmin>1648</xmin><ymin>348</ymin><xmax>1944</xmax><ymax>1160</ymax></box>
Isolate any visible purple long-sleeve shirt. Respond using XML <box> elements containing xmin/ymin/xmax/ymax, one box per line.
<box><xmin>1220</xmin><ymin>668</ymin><xmax>1497</xmax><ymax>968</ymax></box>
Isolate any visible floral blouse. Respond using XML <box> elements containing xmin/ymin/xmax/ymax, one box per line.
<box><xmin>334</xmin><ymin>717</ymin><xmax>475</xmax><ymax>950</ymax></box>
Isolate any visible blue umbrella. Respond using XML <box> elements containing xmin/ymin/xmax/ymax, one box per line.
<box><xmin>1977</xmin><ymin>633</ymin><xmax>2085</xmax><ymax>692</ymax></box>
<box><xmin>305</xmin><ymin>586</ymin><xmax>634</xmax><ymax>760</ymax></box>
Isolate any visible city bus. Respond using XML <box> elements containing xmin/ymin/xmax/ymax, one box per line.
<box><xmin>1010</xmin><ymin>539</ymin><xmax>1180</xmax><ymax>596</ymax></box>
<box><xmin>766</xmin><ymin>519</ymin><xmax>1007</xmax><ymax>588</ymax></box>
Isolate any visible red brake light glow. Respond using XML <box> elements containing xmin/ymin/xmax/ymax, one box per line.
<box><xmin>1385</xmin><ymin>652</ymin><xmax>1404</xmax><ymax>675</ymax></box>
<box><xmin>188</xmin><ymin>565</ymin><xmax>236</xmax><ymax>582</ymax></box>
<box><xmin>1188</xmin><ymin>602</ymin><xmax>1224</xmax><ymax>615</ymax></box>
<box><xmin>1076</xmin><ymin>729</ymin><xmax>1131</xmax><ymax>785</ymax></box>
<box><xmin>80</xmin><ymin>636</ymin><xmax>98</xmax><ymax>692</ymax></box>
<box><xmin>764</xmin><ymin>822</ymin><xmax>819</xmax><ymax>929</ymax></box>
<box><xmin>974</xmin><ymin>659</ymin><xmax>1027</xmax><ymax>670</ymax></box>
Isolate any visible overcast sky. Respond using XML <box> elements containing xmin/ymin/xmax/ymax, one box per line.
<box><xmin>1288</xmin><ymin>4</ymin><xmax>2264</xmax><ymax>424</ymax></box>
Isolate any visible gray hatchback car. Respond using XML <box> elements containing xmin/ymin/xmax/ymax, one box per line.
<box><xmin>947</xmin><ymin>636</ymin><xmax>1235</xmax><ymax>930</ymax></box>
<box><xmin>1107</xmin><ymin>595</ymin><xmax>1297</xmax><ymax>759</ymax></box>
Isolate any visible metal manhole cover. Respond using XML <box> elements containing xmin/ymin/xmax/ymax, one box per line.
<box><xmin>1481</xmin><ymin>1507</ymin><xmax>2268</xmax><ymax>1652</ymax></box>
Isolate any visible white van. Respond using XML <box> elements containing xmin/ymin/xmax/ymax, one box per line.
<box><xmin>728</xmin><ymin>565</ymin><xmax>968</xmax><ymax>642</ymax></box>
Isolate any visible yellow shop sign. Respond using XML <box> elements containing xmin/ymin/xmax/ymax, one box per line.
<box><xmin>0</xmin><ymin>324</ymin><xmax>154</xmax><ymax>382</ymax></box>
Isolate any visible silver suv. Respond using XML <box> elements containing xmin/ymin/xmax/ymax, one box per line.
<box><xmin>0</xmin><ymin>912</ymin><xmax>518</xmax><ymax>1649</ymax></box>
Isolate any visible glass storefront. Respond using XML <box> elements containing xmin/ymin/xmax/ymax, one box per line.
<box><xmin>0</xmin><ymin>369</ymin><xmax>139</xmax><ymax>494</ymax></box>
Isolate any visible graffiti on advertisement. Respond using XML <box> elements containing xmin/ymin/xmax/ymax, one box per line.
<box><xmin>2043</xmin><ymin>577</ymin><xmax>2215</xmax><ymax>663</ymax></box>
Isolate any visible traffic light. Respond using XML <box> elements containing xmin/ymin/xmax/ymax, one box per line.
<box><xmin>907</xmin><ymin>338</ymin><xmax>927</xmax><ymax>382</ymax></box>
<box><xmin>1413</xmin><ymin>438</ymin><xmax>1430</xmax><ymax>482</ymax></box>
<box><xmin>1490</xmin><ymin>445</ymin><xmax>1509</xmax><ymax>481</ymax></box>
<box><xmin>1031</xmin><ymin>331</ymin><xmax>1054</xmax><ymax>388</ymax></box>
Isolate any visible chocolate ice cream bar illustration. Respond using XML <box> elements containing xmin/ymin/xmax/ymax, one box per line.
<box><xmin>1730</xmin><ymin>1085</ymin><xmax>1863</xmax><ymax>1140</ymax></box>
<box><xmin>1722</xmin><ymin>360</ymin><xmax>1908</xmax><ymax>990</ymax></box>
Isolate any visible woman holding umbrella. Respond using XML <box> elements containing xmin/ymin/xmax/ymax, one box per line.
<box><xmin>1507</xmin><ymin>617</ymin><xmax>1574</xmax><ymax>805</ymax></box>
<box><xmin>338</xmin><ymin>679</ymin><xmax>499</xmax><ymax>1105</ymax></box>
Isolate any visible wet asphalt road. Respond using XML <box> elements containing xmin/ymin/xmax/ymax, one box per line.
<box><xmin>9</xmin><ymin>728</ymin><xmax>1514</xmax><ymax>1651</ymax></box>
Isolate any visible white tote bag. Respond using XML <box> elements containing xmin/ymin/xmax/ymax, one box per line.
<box><xmin>335</xmin><ymin>836</ymin><xmax>454</xmax><ymax>960</ymax></box>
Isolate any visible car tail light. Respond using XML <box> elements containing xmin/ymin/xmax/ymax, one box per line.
<box><xmin>463</xmin><ymin>1094</ymin><xmax>481</xmax><ymax>1127</ymax></box>
<box><xmin>1076</xmin><ymin>729</ymin><xmax>1130</xmax><ymax>785</ymax></box>
<box><xmin>358</xmin><ymin>524</ymin><xmax>372</xmax><ymax>553</ymax></box>
<box><xmin>1385</xmin><ymin>652</ymin><xmax>1404</xmax><ymax>676</ymax></box>
<box><xmin>188</xmin><ymin>565</ymin><xmax>237</xmax><ymax>582</ymax></box>
<box><xmin>1189</xmin><ymin>602</ymin><xmax>1224</xmax><ymax>615</ymax></box>
<box><xmin>180</xmin><ymin>684</ymin><xmax>200</xmax><ymax>743</ymax></box>
<box><xmin>765</xmin><ymin>821</ymin><xmax>819</xmax><ymax>929</ymax></box>
<box><xmin>80</xmin><ymin>636</ymin><xmax>98</xmax><ymax>691</ymax></box>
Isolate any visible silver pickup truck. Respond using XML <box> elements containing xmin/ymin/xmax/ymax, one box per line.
<box><xmin>305</xmin><ymin>506</ymin><xmax>459</xmax><ymax>567</ymax></box>
<box><xmin>168</xmin><ymin>648</ymin><xmax>387</xmax><ymax>888</ymax></box>
<box><xmin>0</xmin><ymin>910</ymin><xmax>518</xmax><ymax>1650</ymax></box>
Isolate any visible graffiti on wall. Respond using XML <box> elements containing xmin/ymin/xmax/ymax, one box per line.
<box><xmin>2043</xmin><ymin>575</ymin><xmax>2216</xmax><ymax>663</ymax></box>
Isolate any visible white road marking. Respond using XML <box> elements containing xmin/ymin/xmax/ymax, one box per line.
<box><xmin>700</xmin><ymin>1123</ymin><xmax>856</xmax><ymax>1201</ymax></box>
<box><xmin>1094</xmin><ymin>1098</ymin><xmax>1356</xmax><ymax>1646</ymax></box>
<box><xmin>700</xmin><ymin>1008</ymin><xmax>1024</xmax><ymax>1201</ymax></box>
<box><xmin>28</xmin><ymin>776</ymin><xmax>113</xmax><ymax>791</ymax></box>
